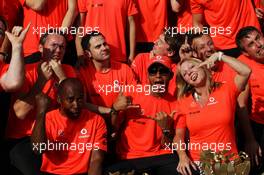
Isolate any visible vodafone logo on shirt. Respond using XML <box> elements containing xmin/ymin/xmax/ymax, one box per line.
<box><xmin>79</xmin><ymin>128</ymin><xmax>90</xmax><ymax>139</ymax></box>
<box><xmin>207</xmin><ymin>97</ymin><xmax>218</xmax><ymax>106</ymax></box>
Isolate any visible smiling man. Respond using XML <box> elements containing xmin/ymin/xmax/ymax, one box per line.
<box><xmin>106</xmin><ymin>56</ymin><xmax>181</xmax><ymax>175</ymax></box>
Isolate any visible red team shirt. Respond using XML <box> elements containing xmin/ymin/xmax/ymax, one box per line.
<box><xmin>6</xmin><ymin>62</ymin><xmax>77</xmax><ymax>139</ymax></box>
<box><xmin>175</xmin><ymin>81</ymin><xmax>239</xmax><ymax>161</ymax></box>
<box><xmin>79</xmin><ymin>61</ymin><xmax>136</xmax><ymax>108</ymax></box>
<box><xmin>191</xmin><ymin>0</ymin><xmax>260</xmax><ymax>50</ymax></box>
<box><xmin>78</xmin><ymin>0</ymin><xmax>138</xmax><ymax>62</ymax></box>
<box><xmin>134</xmin><ymin>0</ymin><xmax>167</xmax><ymax>42</ymax></box>
<box><xmin>176</xmin><ymin>0</ymin><xmax>193</xmax><ymax>30</ymax></box>
<box><xmin>0</xmin><ymin>0</ymin><xmax>21</xmax><ymax>29</ymax></box>
<box><xmin>41</xmin><ymin>109</ymin><xmax>107</xmax><ymax>174</ymax></box>
<box><xmin>238</xmin><ymin>55</ymin><xmax>264</xmax><ymax>124</ymax></box>
<box><xmin>19</xmin><ymin>0</ymin><xmax>69</xmax><ymax>56</ymax></box>
<box><xmin>116</xmin><ymin>91</ymin><xmax>177</xmax><ymax>159</ymax></box>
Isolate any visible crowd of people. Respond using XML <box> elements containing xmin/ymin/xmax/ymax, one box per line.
<box><xmin>0</xmin><ymin>0</ymin><xmax>264</xmax><ymax>175</ymax></box>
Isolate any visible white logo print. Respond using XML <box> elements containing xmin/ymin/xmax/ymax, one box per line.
<box><xmin>79</xmin><ymin>128</ymin><xmax>90</xmax><ymax>139</ymax></box>
<box><xmin>58</xmin><ymin>129</ymin><xmax>64</xmax><ymax>137</ymax></box>
<box><xmin>207</xmin><ymin>97</ymin><xmax>218</xmax><ymax>106</ymax></box>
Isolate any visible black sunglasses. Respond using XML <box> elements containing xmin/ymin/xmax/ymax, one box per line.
<box><xmin>148</xmin><ymin>66</ymin><xmax>171</xmax><ymax>76</ymax></box>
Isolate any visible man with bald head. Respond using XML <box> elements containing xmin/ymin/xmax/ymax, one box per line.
<box><xmin>31</xmin><ymin>78</ymin><xmax>107</xmax><ymax>175</ymax></box>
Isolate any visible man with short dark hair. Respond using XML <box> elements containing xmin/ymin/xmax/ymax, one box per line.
<box><xmin>31</xmin><ymin>78</ymin><xmax>107</xmax><ymax>175</ymax></box>
<box><xmin>131</xmin><ymin>31</ymin><xmax>185</xmax><ymax>96</ymax></box>
<box><xmin>236</xmin><ymin>26</ymin><xmax>264</xmax><ymax>173</ymax></box>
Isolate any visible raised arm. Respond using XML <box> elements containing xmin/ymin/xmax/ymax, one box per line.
<box><xmin>61</xmin><ymin>0</ymin><xmax>78</xmax><ymax>30</ymax></box>
<box><xmin>13</xmin><ymin>62</ymin><xmax>52</xmax><ymax>119</ymax></box>
<box><xmin>199</xmin><ymin>52</ymin><xmax>251</xmax><ymax>91</ymax></box>
<box><xmin>31</xmin><ymin>93</ymin><xmax>50</xmax><ymax>155</ymax></box>
<box><xmin>127</xmin><ymin>15</ymin><xmax>136</xmax><ymax>64</ymax></box>
<box><xmin>0</xmin><ymin>24</ymin><xmax>30</xmax><ymax>92</ymax></box>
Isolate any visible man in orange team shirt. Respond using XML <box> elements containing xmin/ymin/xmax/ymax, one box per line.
<box><xmin>76</xmin><ymin>0</ymin><xmax>137</xmax><ymax>64</ymax></box>
<box><xmin>5</xmin><ymin>31</ymin><xmax>77</xmax><ymax>174</ymax></box>
<box><xmin>134</xmin><ymin>0</ymin><xmax>168</xmax><ymax>54</ymax></box>
<box><xmin>105</xmin><ymin>56</ymin><xmax>189</xmax><ymax>175</ymax></box>
<box><xmin>236</xmin><ymin>26</ymin><xmax>264</xmax><ymax>174</ymax></box>
<box><xmin>131</xmin><ymin>31</ymin><xmax>185</xmax><ymax>96</ymax></box>
<box><xmin>31</xmin><ymin>78</ymin><xmax>107</xmax><ymax>175</ymax></box>
<box><xmin>191</xmin><ymin>0</ymin><xmax>260</xmax><ymax>57</ymax></box>
<box><xmin>18</xmin><ymin>0</ymin><xmax>77</xmax><ymax>64</ymax></box>
<box><xmin>78</xmin><ymin>31</ymin><xmax>138</xmax><ymax>164</ymax></box>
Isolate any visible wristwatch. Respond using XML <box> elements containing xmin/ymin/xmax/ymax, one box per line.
<box><xmin>162</xmin><ymin>129</ymin><xmax>171</xmax><ymax>136</ymax></box>
<box><xmin>110</xmin><ymin>106</ymin><xmax>118</xmax><ymax>116</ymax></box>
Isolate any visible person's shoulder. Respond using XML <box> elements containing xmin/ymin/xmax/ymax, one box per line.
<box><xmin>237</xmin><ymin>54</ymin><xmax>252</xmax><ymax>63</ymax></box>
<box><xmin>134</xmin><ymin>53</ymin><xmax>150</xmax><ymax>61</ymax></box>
<box><xmin>82</xmin><ymin>109</ymin><xmax>104</xmax><ymax>121</ymax></box>
<box><xmin>45</xmin><ymin>109</ymin><xmax>61</xmax><ymax>123</ymax></box>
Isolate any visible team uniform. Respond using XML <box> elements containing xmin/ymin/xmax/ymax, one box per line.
<box><xmin>78</xmin><ymin>0</ymin><xmax>137</xmax><ymax>63</ymax></box>
<box><xmin>191</xmin><ymin>0</ymin><xmax>260</xmax><ymax>51</ymax></box>
<box><xmin>79</xmin><ymin>61</ymin><xmax>136</xmax><ymax>108</ymax></box>
<box><xmin>41</xmin><ymin>109</ymin><xmax>107</xmax><ymax>174</ymax></box>
<box><xmin>176</xmin><ymin>0</ymin><xmax>192</xmax><ymax>31</ymax></box>
<box><xmin>175</xmin><ymin>81</ymin><xmax>239</xmax><ymax>161</ymax></box>
<box><xmin>0</xmin><ymin>0</ymin><xmax>21</xmax><ymax>29</ymax></box>
<box><xmin>19</xmin><ymin>0</ymin><xmax>69</xmax><ymax>57</ymax></box>
<box><xmin>134</xmin><ymin>0</ymin><xmax>167</xmax><ymax>43</ymax></box>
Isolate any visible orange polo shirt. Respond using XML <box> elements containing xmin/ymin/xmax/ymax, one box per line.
<box><xmin>41</xmin><ymin>109</ymin><xmax>107</xmax><ymax>174</ymax></box>
<box><xmin>79</xmin><ymin>61</ymin><xmax>136</xmax><ymax>108</ymax></box>
<box><xmin>19</xmin><ymin>0</ymin><xmax>68</xmax><ymax>56</ymax></box>
<box><xmin>134</xmin><ymin>0</ymin><xmax>168</xmax><ymax>42</ymax></box>
<box><xmin>191</xmin><ymin>0</ymin><xmax>260</xmax><ymax>50</ymax></box>
<box><xmin>116</xmin><ymin>91</ymin><xmax>177</xmax><ymax>159</ymax></box>
<box><xmin>175</xmin><ymin>81</ymin><xmax>239</xmax><ymax>161</ymax></box>
<box><xmin>177</xmin><ymin>0</ymin><xmax>193</xmax><ymax>30</ymax></box>
<box><xmin>238</xmin><ymin>54</ymin><xmax>264</xmax><ymax>124</ymax></box>
<box><xmin>0</xmin><ymin>0</ymin><xmax>21</xmax><ymax>29</ymax></box>
<box><xmin>78</xmin><ymin>0</ymin><xmax>137</xmax><ymax>62</ymax></box>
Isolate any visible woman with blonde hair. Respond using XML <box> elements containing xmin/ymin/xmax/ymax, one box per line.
<box><xmin>173</xmin><ymin>52</ymin><xmax>251</xmax><ymax>175</ymax></box>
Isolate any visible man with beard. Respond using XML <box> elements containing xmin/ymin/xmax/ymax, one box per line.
<box><xmin>236</xmin><ymin>26</ymin><xmax>264</xmax><ymax>174</ymax></box>
<box><xmin>31</xmin><ymin>78</ymin><xmax>107</xmax><ymax>175</ymax></box>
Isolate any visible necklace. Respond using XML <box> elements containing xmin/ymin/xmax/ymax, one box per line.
<box><xmin>193</xmin><ymin>91</ymin><xmax>201</xmax><ymax>102</ymax></box>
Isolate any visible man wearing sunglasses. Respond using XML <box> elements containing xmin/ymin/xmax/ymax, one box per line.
<box><xmin>106</xmin><ymin>56</ymin><xmax>181</xmax><ymax>175</ymax></box>
<box><xmin>131</xmin><ymin>31</ymin><xmax>185</xmax><ymax>96</ymax></box>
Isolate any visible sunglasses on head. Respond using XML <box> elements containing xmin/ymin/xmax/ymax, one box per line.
<box><xmin>148</xmin><ymin>66</ymin><xmax>171</xmax><ymax>76</ymax></box>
